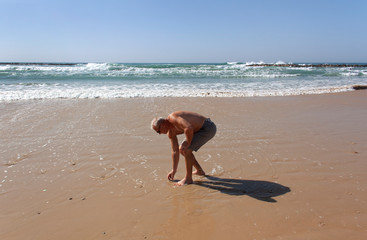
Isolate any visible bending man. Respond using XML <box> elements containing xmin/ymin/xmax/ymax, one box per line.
<box><xmin>151</xmin><ymin>111</ymin><xmax>216</xmax><ymax>186</ymax></box>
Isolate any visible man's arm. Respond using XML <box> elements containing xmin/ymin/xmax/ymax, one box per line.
<box><xmin>176</xmin><ymin>116</ymin><xmax>194</xmax><ymax>150</ymax></box>
<box><xmin>183</xmin><ymin>125</ymin><xmax>194</xmax><ymax>146</ymax></box>
<box><xmin>167</xmin><ymin>134</ymin><xmax>179</xmax><ymax>180</ymax></box>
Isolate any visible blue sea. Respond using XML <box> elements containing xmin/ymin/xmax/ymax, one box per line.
<box><xmin>1</xmin><ymin>62</ymin><xmax>367</xmax><ymax>101</ymax></box>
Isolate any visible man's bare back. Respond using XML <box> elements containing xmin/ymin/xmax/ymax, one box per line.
<box><xmin>167</xmin><ymin>111</ymin><xmax>207</xmax><ymax>136</ymax></box>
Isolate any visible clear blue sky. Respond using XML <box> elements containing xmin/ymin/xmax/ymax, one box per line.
<box><xmin>1</xmin><ymin>0</ymin><xmax>366</xmax><ymax>63</ymax></box>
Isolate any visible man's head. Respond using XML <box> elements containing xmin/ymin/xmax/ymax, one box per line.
<box><xmin>151</xmin><ymin>117</ymin><xmax>166</xmax><ymax>134</ymax></box>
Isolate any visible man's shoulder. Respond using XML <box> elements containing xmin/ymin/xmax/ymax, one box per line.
<box><xmin>167</xmin><ymin>111</ymin><xmax>181</xmax><ymax>120</ymax></box>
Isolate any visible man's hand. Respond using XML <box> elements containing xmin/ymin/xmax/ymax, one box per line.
<box><xmin>167</xmin><ymin>169</ymin><xmax>176</xmax><ymax>181</ymax></box>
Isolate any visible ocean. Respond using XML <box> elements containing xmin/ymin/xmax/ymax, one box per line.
<box><xmin>1</xmin><ymin>62</ymin><xmax>367</xmax><ymax>101</ymax></box>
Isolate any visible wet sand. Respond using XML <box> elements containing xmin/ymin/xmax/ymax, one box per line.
<box><xmin>1</xmin><ymin>91</ymin><xmax>366</xmax><ymax>240</ymax></box>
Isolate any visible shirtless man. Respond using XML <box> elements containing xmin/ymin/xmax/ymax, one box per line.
<box><xmin>151</xmin><ymin>111</ymin><xmax>216</xmax><ymax>186</ymax></box>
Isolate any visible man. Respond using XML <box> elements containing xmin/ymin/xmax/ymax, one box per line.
<box><xmin>151</xmin><ymin>111</ymin><xmax>216</xmax><ymax>186</ymax></box>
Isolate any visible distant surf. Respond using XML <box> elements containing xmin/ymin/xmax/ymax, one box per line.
<box><xmin>1</xmin><ymin>62</ymin><xmax>366</xmax><ymax>101</ymax></box>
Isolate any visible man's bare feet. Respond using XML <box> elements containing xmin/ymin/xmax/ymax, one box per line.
<box><xmin>174</xmin><ymin>178</ymin><xmax>193</xmax><ymax>186</ymax></box>
<box><xmin>192</xmin><ymin>169</ymin><xmax>206</xmax><ymax>176</ymax></box>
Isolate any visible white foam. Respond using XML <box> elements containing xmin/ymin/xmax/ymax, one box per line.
<box><xmin>1</xmin><ymin>62</ymin><xmax>366</xmax><ymax>101</ymax></box>
<box><xmin>85</xmin><ymin>63</ymin><xmax>109</xmax><ymax>71</ymax></box>
<box><xmin>245</xmin><ymin>61</ymin><xmax>266</xmax><ymax>66</ymax></box>
<box><xmin>0</xmin><ymin>83</ymin><xmax>355</xmax><ymax>101</ymax></box>
<box><xmin>0</xmin><ymin>65</ymin><xmax>14</xmax><ymax>71</ymax></box>
<box><xmin>0</xmin><ymin>62</ymin><xmax>358</xmax><ymax>80</ymax></box>
<box><xmin>0</xmin><ymin>63</ymin><xmax>110</xmax><ymax>76</ymax></box>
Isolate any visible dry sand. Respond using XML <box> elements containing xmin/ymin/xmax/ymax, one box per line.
<box><xmin>1</xmin><ymin>91</ymin><xmax>366</xmax><ymax>240</ymax></box>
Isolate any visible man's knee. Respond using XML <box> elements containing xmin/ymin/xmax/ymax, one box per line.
<box><xmin>179</xmin><ymin>147</ymin><xmax>192</xmax><ymax>156</ymax></box>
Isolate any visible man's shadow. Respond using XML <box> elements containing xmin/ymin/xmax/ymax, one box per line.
<box><xmin>195</xmin><ymin>175</ymin><xmax>291</xmax><ymax>203</ymax></box>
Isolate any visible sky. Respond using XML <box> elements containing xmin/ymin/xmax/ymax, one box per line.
<box><xmin>0</xmin><ymin>0</ymin><xmax>366</xmax><ymax>63</ymax></box>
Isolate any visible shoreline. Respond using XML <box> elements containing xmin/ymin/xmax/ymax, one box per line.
<box><xmin>0</xmin><ymin>87</ymin><xmax>364</xmax><ymax>103</ymax></box>
<box><xmin>1</xmin><ymin>90</ymin><xmax>366</xmax><ymax>240</ymax></box>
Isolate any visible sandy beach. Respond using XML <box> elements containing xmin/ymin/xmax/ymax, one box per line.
<box><xmin>1</xmin><ymin>91</ymin><xmax>366</xmax><ymax>240</ymax></box>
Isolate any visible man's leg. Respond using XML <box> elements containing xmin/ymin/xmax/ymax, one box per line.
<box><xmin>176</xmin><ymin>149</ymin><xmax>195</xmax><ymax>186</ymax></box>
<box><xmin>192</xmin><ymin>154</ymin><xmax>205</xmax><ymax>176</ymax></box>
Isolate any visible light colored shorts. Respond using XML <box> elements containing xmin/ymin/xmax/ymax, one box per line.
<box><xmin>187</xmin><ymin>118</ymin><xmax>216</xmax><ymax>152</ymax></box>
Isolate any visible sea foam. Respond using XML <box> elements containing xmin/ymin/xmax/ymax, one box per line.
<box><xmin>1</xmin><ymin>62</ymin><xmax>366</xmax><ymax>101</ymax></box>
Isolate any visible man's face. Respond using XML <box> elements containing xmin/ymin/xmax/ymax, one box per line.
<box><xmin>153</xmin><ymin>121</ymin><xmax>162</xmax><ymax>134</ymax></box>
<box><xmin>154</xmin><ymin>122</ymin><xmax>168</xmax><ymax>135</ymax></box>
<box><xmin>155</xmin><ymin>123</ymin><xmax>162</xmax><ymax>134</ymax></box>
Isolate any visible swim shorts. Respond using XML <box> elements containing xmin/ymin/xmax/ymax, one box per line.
<box><xmin>187</xmin><ymin>118</ymin><xmax>217</xmax><ymax>152</ymax></box>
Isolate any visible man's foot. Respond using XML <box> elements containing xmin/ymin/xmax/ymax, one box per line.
<box><xmin>174</xmin><ymin>178</ymin><xmax>193</xmax><ymax>186</ymax></box>
<box><xmin>192</xmin><ymin>169</ymin><xmax>206</xmax><ymax>176</ymax></box>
